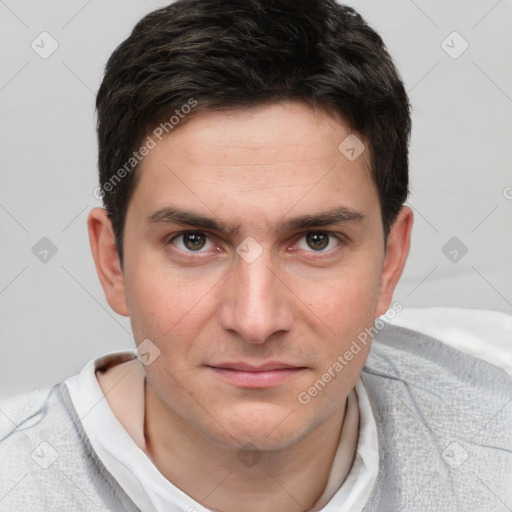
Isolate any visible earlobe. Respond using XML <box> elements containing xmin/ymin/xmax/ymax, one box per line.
<box><xmin>87</xmin><ymin>207</ymin><xmax>129</xmax><ymax>317</ymax></box>
<box><xmin>375</xmin><ymin>206</ymin><xmax>414</xmax><ymax>318</ymax></box>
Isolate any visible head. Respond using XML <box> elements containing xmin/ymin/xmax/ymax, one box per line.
<box><xmin>89</xmin><ymin>0</ymin><xmax>413</xmax><ymax>452</ymax></box>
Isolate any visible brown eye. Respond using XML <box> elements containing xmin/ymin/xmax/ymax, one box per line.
<box><xmin>305</xmin><ymin>232</ymin><xmax>330</xmax><ymax>251</ymax></box>
<box><xmin>168</xmin><ymin>230</ymin><xmax>219</xmax><ymax>258</ymax></box>
<box><xmin>182</xmin><ymin>232</ymin><xmax>207</xmax><ymax>251</ymax></box>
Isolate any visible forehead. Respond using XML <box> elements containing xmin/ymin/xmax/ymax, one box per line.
<box><xmin>156</xmin><ymin>101</ymin><xmax>367</xmax><ymax>171</ymax></box>
<box><xmin>129</xmin><ymin>100</ymin><xmax>378</xmax><ymax>228</ymax></box>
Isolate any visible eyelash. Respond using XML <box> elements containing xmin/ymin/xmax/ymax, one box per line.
<box><xmin>167</xmin><ymin>230</ymin><xmax>347</xmax><ymax>256</ymax></box>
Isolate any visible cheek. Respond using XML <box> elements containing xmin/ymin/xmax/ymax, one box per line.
<box><xmin>297</xmin><ymin>260</ymin><xmax>381</xmax><ymax>363</ymax></box>
<box><xmin>301</xmin><ymin>262</ymin><xmax>381</xmax><ymax>326</ymax></box>
<box><xmin>125</xmin><ymin>263</ymin><xmax>204</xmax><ymax>343</ymax></box>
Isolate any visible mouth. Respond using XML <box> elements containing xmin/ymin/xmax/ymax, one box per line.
<box><xmin>205</xmin><ymin>361</ymin><xmax>307</xmax><ymax>388</ymax></box>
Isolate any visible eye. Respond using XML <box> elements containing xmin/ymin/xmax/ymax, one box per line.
<box><xmin>295</xmin><ymin>231</ymin><xmax>341</xmax><ymax>252</ymax></box>
<box><xmin>170</xmin><ymin>231</ymin><xmax>214</xmax><ymax>252</ymax></box>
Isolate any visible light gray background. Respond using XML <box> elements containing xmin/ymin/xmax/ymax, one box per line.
<box><xmin>1</xmin><ymin>0</ymin><xmax>511</xmax><ymax>397</ymax></box>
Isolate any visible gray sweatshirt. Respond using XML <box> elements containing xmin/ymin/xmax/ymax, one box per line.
<box><xmin>1</xmin><ymin>322</ymin><xmax>511</xmax><ymax>511</ymax></box>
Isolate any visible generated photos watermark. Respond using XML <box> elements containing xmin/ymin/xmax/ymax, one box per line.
<box><xmin>297</xmin><ymin>301</ymin><xmax>403</xmax><ymax>405</ymax></box>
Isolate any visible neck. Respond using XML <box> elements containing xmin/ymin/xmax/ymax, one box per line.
<box><xmin>143</xmin><ymin>380</ymin><xmax>347</xmax><ymax>512</ymax></box>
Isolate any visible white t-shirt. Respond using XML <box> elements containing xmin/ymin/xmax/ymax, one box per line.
<box><xmin>65</xmin><ymin>351</ymin><xmax>379</xmax><ymax>512</ymax></box>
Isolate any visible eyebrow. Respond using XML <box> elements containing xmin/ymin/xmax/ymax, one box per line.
<box><xmin>145</xmin><ymin>206</ymin><xmax>365</xmax><ymax>233</ymax></box>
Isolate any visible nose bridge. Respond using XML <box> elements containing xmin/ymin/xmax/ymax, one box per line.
<box><xmin>239</xmin><ymin>254</ymin><xmax>275</xmax><ymax>309</ymax></box>
<box><xmin>220</xmin><ymin>248</ymin><xmax>292</xmax><ymax>343</ymax></box>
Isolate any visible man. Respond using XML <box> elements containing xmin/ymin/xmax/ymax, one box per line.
<box><xmin>1</xmin><ymin>0</ymin><xmax>510</xmax><ymax>510</ymax></box>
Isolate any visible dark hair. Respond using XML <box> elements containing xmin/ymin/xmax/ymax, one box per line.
<box><xmin>96</xmin><ymin>0</ymin><xmax>411</xmax><ymax>266</ymax></box>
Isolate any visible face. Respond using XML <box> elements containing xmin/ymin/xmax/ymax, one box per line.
<box><xmin>90</xmin><ymin>100</ymin><xmax>412</xmax><ymax>452</ymax></box>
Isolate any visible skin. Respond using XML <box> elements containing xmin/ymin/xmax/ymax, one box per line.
<box><xmin>89</xmin><ymin>100</ymin><xmax>413</xmax><ymax>511</ymax></box>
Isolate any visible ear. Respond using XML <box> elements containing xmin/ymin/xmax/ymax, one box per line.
<box><xmin>87</xmin><ymin>207</ymin><xmax>129</xmax><ymax>317</ymax></box>
<box><xmin>375</xmin><ymin>206</ymin><xmax>413</xmax><ymax>318</ymax></box>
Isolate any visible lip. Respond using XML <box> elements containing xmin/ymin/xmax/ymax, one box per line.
<box><xmin>206</xmin><ymin>361</ymin><xmax>306</xmax><ymax>388</ymax></box>
<box><xmin>209</xmin><ymin>361</ymin><xmax>302</xmax><ymax>371</ymax></box>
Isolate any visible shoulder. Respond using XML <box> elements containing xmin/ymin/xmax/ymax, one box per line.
<box><xmin>0</xmin><ymin>384</ymin><xmax>75</xmax><ymax>463</ymax></box>
<box><xmin>1</xmin><ymin>385</ymin><xmax>52</xmax><ymax>418</ymax></box>
<box><xmin>365</xmin><ymin>321</ymin><xmax>511</xmax><ymax>395</ymax></box>
<box><xmin>361</xmin><ymin>322</ymin><xmax>512</xmax><ymax>510</ymax></box>
<box><xmin>0</xmin><ymin>383</ymin><xmax>139</xmax><ymax>511</ymax></box>
<box><xmin>1</xmin><ymin>385</ymin><xmax>91</xmax><ymax>507</ymax></box>
<box><xmin>0</xmin><ymin>384</ymin><xmax>72</xmax><ymax>509</ymax></box>
<box><xmin>363</xmin><ymin>322</ymin><xmax>512</xmax><ymax>425</ymax></box>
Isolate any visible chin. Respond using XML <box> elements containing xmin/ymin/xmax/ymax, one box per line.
<box><xmin>215</xmin><ymin>427</ymin><xmax>305</xmax><ymax>453</ymax></box>
<box><xmin>206</xmin><ymin>404</ymin><xmax>309</xmax><ymax>452</ymax></box>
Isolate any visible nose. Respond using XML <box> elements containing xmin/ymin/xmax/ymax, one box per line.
<box><xmin>219</xmin><ymin>248</ymin><xmax>294</xmax><ymax>344</ymax></box>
